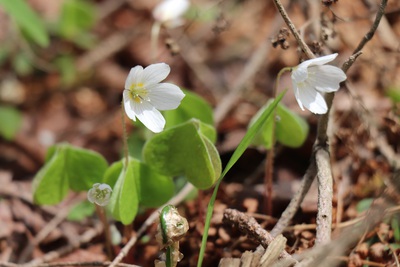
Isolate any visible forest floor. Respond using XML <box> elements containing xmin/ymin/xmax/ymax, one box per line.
<box><xmin>1</xmin><ymin>0</ymin><xmax>400</xmax><ymax>266</ymax></box>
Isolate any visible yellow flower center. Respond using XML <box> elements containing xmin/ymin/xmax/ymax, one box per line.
<box><xmin>128</xmin><ymin>83</ymin><xmax>149</xmax><ymax>103</ymax></box>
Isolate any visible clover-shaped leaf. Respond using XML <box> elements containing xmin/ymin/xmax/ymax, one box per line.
<box><xmin>143</xmin><ymin>119</ymin><xmax>221</xmax><ymax>189</ymax></box>
<box><xmin>107</xmin><ymin>162</ymin><xmax>138</xmax><ymax>225</ymax></box>
<box><xmin>164</xmin><ymin>90</ymin><xmax>214</xmax><ymax>131</ymax></box>
<box><xmin>104</xmin><ymin>158</ymin><xmax>174</xmax><ymax>210</ymax></box>
<box><xmin>251</xmin><ymin>101</ymin><xmax>309</xmax><ymax>149</ymax></box>
<box><xmin>33</xmin><ymin>147</ymin><xmax>69</xmax><ymax>205</ymax></box>
<box><xmin>33</xmin><ymin>144</ymin><xmax>108</xmax><ymax>205</ymax></box>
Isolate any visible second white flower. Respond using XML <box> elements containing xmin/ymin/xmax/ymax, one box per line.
<box><xmin>291</xmin><ymin>53</ymin><xmax>347</xmax><ymax>114</ymax></box>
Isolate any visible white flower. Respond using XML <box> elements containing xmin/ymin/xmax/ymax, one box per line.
<box><xmin>88</xmin><ymin>183</ymin><xmax>112</xmax><ymax>206</ymax></box>
<box><xmin>291</xmin><ymin>53</ymin><xmax>347</xmax><ymax>114</ymax></box>
<box><xmin>123</xmin><ymin>63</ymin><xmax>185</xmax><ymax>133</ymax></box>
<box><xmin>152</xmin><ymin>0</ymin><xmax>190</xmax><ymax>28</ymax></box>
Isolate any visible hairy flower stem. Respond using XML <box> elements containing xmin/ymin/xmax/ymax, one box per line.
<box><xmin>120</xmin><ymin>102</ymin><xmax>133</xmax><ymax>240</ymax></box>
<box><xmin>95</xmin><ymin>205</ymin><xmax>115</xmax><ymax>259</ymax></box>
<box><xmin>121</xmin><ymin>101</ymin><xmax>129</xmax><ymax>169</ymax></box>
<box><xmin>264</xmin><ymin>67</ymin><xmax>292</xmax><ymax>215</ymax></box>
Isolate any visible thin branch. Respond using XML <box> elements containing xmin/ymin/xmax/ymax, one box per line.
<box><xmin>18</xmin><ymin>196</ymin><xmax>83</xmax><ymax>263</ymax></box>
<box><xmin>108</xmin><ymin>183</ymin><xmax>194</xmax><ymax>267</ymax></box>
<box><xmin>353</xmin><ymin>0</ymin><xmax>389</xmax><ymax>55</ymax></box>
<box><xmin>314</xmin><ymin>149</ymin><xmax>333</xmax><ymax>245</ymax></box>
<box><xmin>223</xmin><ymin>209</ymin><xmax>298</xmax><ymax>266</ymax></box>
<box><xmin>270</xmin><ymin>161</ymin><xmax>317</xmax><ymax>237</ymax></box>
<box><xmin>296</xmin><ymin>189</ymin><xmax>398</xmax><ymax>267</ymax></box>
<box><xmin>23</xmin><ymin>223</ymin><xmax>104</xmax><ymax>267</ymax></box>
<box><xmin>272</xmin><ymin>0</ymin><xmax>315</xmax><ymax>59</ymax></box>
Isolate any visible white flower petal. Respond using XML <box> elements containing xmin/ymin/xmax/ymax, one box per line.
<box><xmin>96</xmin><ymin>197</ymin><xmax>110</xmax><ymax>207</ymax></box>
<box><xmin>304</xmin><ymin>53</ymin><xmax>338</xmax><ymax>67</ymax></box>
<box><xmin>164</xmin><ymin>18</ymin><xmax>185</xmax><ymax>28</ymax></box>
<box><xmin>99</xmin><ymin>184</ymin><xmax>112</xmax><ymax>191</ymax></box>
<box><xmin>142</xmin><ymin>63</ymin><xmax>171</xmax><ymax>86</ymax></box>
<box><xmin>291</xmin><ymin>65</ymin><xmax>309</xmax><ymax>84</ymax></box>
<box><xmin>123</xmin><ymin>91</ymin><xmax>137</xmax><ymax>121</ymax></box>
<box><xmin>87</xmin><ymin>188</ymin><xmax>96</xmax><ymax>203</ymax></box>
<box><xmin>308</xmin><ymin>65</ymin><xmax>347</xmax><ymax>93</ymax></box>
<box><xmin>296</xmin><ymin>84</ymin><xmax>328</xmax><ymax>114</ymax></box>
<box><xmin>133</xmin><ymin>101</ymin><xmax>166</xmax><ymax>133</ymax></box>
<box><xmin>292</xmin><ymin>81</ymin><xmax>304</xmax><ymax>111</ymax></box>
<box><xmin>153</xmin><ymin>0</ymin><xmax>190</xmax><ymax>23</ymax></box>
<box><xmin>125</xmin><ymin>66</ymin><xmax>143</xmax><ymax>89</ymax></box>
<box><xmin>147</xmin><ymin>83</ymin><xmax>185</xmax><ymax>110</ymax></box>
<box><xmin>293</xmin><ymin>54</ymin><xmax>338</xmax><ymax>83</ymax></box>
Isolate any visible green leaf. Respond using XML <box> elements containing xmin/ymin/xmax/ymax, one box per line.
<box><xmin>391</xmin><ymin>216</ymin><xmax>400</xmax><ymax>243</ymax></box>
<box><xmin>0</xmin><ymin>0</ymin><xmax>49</xmax><ymax>47</ymax></box>
<box><xmin>108</xmin><ymin>162</ymin><xmax>139</xmax><ymax>225</ymax></box>
<box><xmin>64</xmin><ymin>145</ymin><xmax>108</xmax><ymax>191</ymax></box>
<box><xmin>221</xmin><ymin>92</ymin><xmax>285</xmax><ymax>178</ymax></box>
<box><xmin>143</xmin><ymin>119</ymin><xmax>221</xmax><ymax>189</ymax></box>
<box><xmin>276</xmin><ymin>103</ymin><xmax>308</xmax><ymax>147</ymax></box>
<box><xmin>250</xmin><ymin>101</ymin><xmax>309</xmax><ymax>149</ymax></box>
<box><xmin>127</xmin><ymin>132</ymin><xmax>147</xmax><ymax>160</ymax></box>
<box><xmin>32</xmin><ymin>144</ymin><xmax>108</xmax><ymax>205</ymax></box>
<box><xmin>356</xmin><ymin>198</ymin><xmax>374</xmax><ymax>213</ymax></box>
<box><xmin>55</xmin><ymin>55</ymin><xmax>77</xmax><ymax>86</ymax></box>
<box><xmin>197</xmin><ymin>91</ymin><xmax>285</xmax><ymax>267</ymax></box>
<box><xmin>386</xmin><ymin>86</ymin><xmax>400</xmax><ymax>103</ymax></box>
<box><xmin>33</xmin><ymin>146</ymin><xmax>69</xmax><ymax>205</ymax></box>
<box><xmin>0</xmin><ymin>106</ymin><xmax>22</xmax><ymax>140</ymax></box>
<box><xmin>67</xmin><ymin>201</ymin><xmax>95</xmax><ymax>221</ymax></box>
<box><xmin>104</xmin><ymin>158</ymin><xmax>174</xmax><ymax>208</ymax></box>
<box><xmin>13</xmin><ymin>52</ymin><xmax>33</xmax><ymax>76</ymax></box>
<box><xmin>164</xmin><ymin>90</ymin><xmax>214</xmax><ymax>130</ymax></box>
<box><xmin>57</xmin><ymin>0</ymin><xmax>96</xmax><ymax>40</ymax></box>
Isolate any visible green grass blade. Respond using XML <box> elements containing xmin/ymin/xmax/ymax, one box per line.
<box><xmin>0</xmin><ymin>0</ymin><xmax>49</xmax><ymax>47</ymax></box>
<box><xmin>196</xmin><ymin>91</ymin><xmax>286</xmax><ymax>266</ymax></box>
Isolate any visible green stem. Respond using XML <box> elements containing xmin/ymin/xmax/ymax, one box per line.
<box><xmin>121</xmin><ymin>101</ymin><xmax>129</xmax><ymax>170</ymax></box>
<box><xmin>165</xmin><ymin>246</ymin><xmax>173</xmax><ymax>267</ymax></box>
<box><xmin>95</xmin><ymin>205</ymin><xmax>115</xmax><ymax>259</ymax></box>
<box><xmin>264</xmin><ymin>67</ymin><xmax>292</xmax><ymax>215</ymax></box>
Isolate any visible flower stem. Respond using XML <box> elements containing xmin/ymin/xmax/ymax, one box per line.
<box><xmin>121</xmin><ymin>101</ymin><xmax>129</xmax><ymax>169</ymax></box>
<box><xmin>264</xmin><ymin>67</ymin><xmax>292</xmax><ymax>215</ymax></box>
<box><xmin>95</xmin><ymin>205</ymin><xmax>115</xmax><ymax>259</ymax></box>
<box><xmin>120</xmin><ymin>102</ymin><xmax>133</xmax><ymax>241</ymax></box>
<box><xmin>151</xmin><ymin>22</ymin><xmax>162</xmax><ymax>62</ymax></box>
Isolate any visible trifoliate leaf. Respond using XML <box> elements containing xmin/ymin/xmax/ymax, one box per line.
<box><xmin>104</xmin><ymin>158</ymin><xmax>174</xmax><ymax>208</ymax></box>
<box><xmin>250</xmin><ymin>101</ymin><xmax>309</xmax><ymax>149</ymax></box>
<box><xmin>143</xmin><ymin>119</ymin><xmax>221</xmax><ymax>189</ymax></box>
<box><xmin>108</xmin><ymin>162</ymin><xmax>139</xmax><ymax>225</ymax></box>
<box><xmin>164</xmin><ymin>90</ymin><xmax>214</xmax><ymax>133</ymax></box>
<box><xmin>32</xmin><ymin>144</ymin><xmax>108</xmax><ymax>205</ymax></box>
<box><xmin>33</xmin><ymin>146</ymin><xmax>69</xmax><ymax>205</ymax></box>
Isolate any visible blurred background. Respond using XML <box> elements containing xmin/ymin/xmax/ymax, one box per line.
<box><xmin>0</xmin><ymin>0</ymin><xmax>400</xmax><ymax>266</ymax></box>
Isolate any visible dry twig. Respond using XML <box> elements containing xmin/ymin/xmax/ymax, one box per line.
<box><xmin>223</xmin><ymin>209</ymin><xmax>298</xmax><ymax>266</ymax></box>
